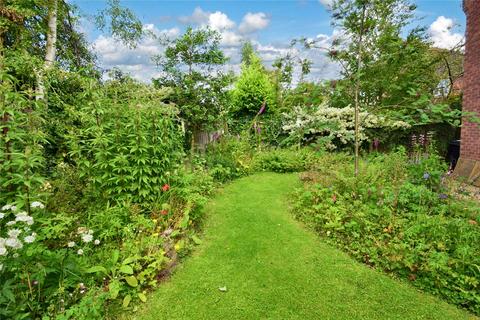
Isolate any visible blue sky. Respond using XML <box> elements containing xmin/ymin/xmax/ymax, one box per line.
<box><xmin>72</xmin><ymin>0</ymin><xmax>466</xmax><ymax>82</ymax></box>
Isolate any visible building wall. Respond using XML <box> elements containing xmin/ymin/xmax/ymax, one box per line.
<box><xmin>461</xmin><ymin>0</ymin><xmax>480</xmax><ymax>161</ymax></box>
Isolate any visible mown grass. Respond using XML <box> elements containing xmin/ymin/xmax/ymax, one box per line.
<box><xmin>135</xmin><ymin>173</ymin><xmax>476</xmax><ymax>320</ymax></box>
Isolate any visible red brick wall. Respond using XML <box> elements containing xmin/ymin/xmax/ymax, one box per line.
<box><xmin>461</xmin><ymin>0</ymin><xmax>480</xmax><ymax>161</ymax></box>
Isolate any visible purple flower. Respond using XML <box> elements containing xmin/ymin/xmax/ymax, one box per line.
<box><xmin>423</xmin><ymin>172</ymin><xmax>430</xmax><ymax>180</ymax></box>
<box><xmin>438</xmin><ymin>193</ymin><xmax>448</xmax><ymax>200</ymax></box>
<box><xmin>253</xmin><ymin>122</ymin><xmax>261</xmax><ymax>134</ymax></box>
<box><xmin>373</xmin><ymin>138</ymin><xmax>380</xmax><ymax>150</ymax></box>
<box><xmin>257</xmin><ymin>102</ymin><xmax>266</xmax><ymax>115</ymax></box>
<box><xmin>419</xmin><ymin>134</ymin><xmax>425</xmax><ymax>146</ymax></box>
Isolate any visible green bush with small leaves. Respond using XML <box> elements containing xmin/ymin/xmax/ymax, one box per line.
<box><xmin>253</xmin><ymin>148</ymin><xmax>317</xmax><ymax>173</ymax></box>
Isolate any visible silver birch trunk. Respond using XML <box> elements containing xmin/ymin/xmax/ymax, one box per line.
<box><xmin>36</xmin><ymin>0</ymin><xmax>58</xmax><ymax>101</ymax></box>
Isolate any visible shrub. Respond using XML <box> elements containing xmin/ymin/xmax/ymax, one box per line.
<box><xmin>281</xmin><ymin>103</ymin><xmax>410</xmax><ymax>149</ymax></box>
<box><xmin>70</xmin><ymin>83</ymin><xmax>184</xmax><ymax>205</ymax></box>
<box><xmin>230</xmin><ymin>54</ymin><xmax>276</xmax><ymax>118</ymax></box>
<box><xmin>253</xmin><ymin>148</ymin><xmax>316</xmax><ymax>173</ymax></box>
<box><xmin>204</xmin><ymin>136</ymin><xmax>253</xmax><ymax>182</ymax></box>
<box><xmin>0</xmin><ymin>75</ymin><xmax>46</xmax><ymax>208</ymax></box>
<box><xmin>291</xmin><ymin>150</ymin><xmax>480</xmax><ymax>315</ymax></box>
<box><xmin>0</xmin><ymin>163</ymin><xmax>214</xmax><ymax>318</ymax></box>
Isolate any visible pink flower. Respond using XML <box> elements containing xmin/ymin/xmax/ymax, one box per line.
<box><xmin>162</xmin><ymin>184</ymin><xmax>170</xmax><ymax>192</ymax></box>
<box><xmin>257</xmin><ymin>101</ymin><xmax>266</xmax><ymax>115</ymax></box>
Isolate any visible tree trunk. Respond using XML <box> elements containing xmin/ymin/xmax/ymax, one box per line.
<box><xmin>354</xmin><ymin>4</ymin><xmax>367</xmax><ymax>177</ymax></box>
<box><xmin>189</xmin><ymin>125</ymin><xmax>196</xmax><ymax>171</ymax></box>
<box><xmin>36</xmin><ymin>0</ymin><xmax>58</xmax><ymax>101</ymax></box>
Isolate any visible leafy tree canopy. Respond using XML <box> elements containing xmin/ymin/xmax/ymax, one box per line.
<box><xmin>153</xmin><ymin>27</ymin><xmax>232</xmax><ymax>133</ymax></box>
<box><xmin>231</xmin><ymin>53</ymin><xmax>276</xmax><ymax>118</ymax></box>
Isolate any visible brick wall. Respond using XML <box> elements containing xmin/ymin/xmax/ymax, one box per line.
<box><xmin>461</xmin><ymin>0</ymin><xmax>480</xmax><ymax>161</ymax></box>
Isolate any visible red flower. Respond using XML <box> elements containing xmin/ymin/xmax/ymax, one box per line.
<box><xmin>160</xmin><ymin>209</ymin><xmax>168</xmax><ymax>216</ymax></box>
<box><xmin>162</xmin><ymin>184</ymin><xmax>170</xmax><ymax>192</ymax></box>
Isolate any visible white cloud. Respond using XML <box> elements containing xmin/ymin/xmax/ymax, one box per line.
<box><xmin>89</xmin><ymin>8</ymin><xmax>341</xmax><ymax>83</ymax></box>
<box><xmin>91</xmin><ymin>28</ymin><xmax>341</xmax><ymax>83</ymax></box>
<box><xmin>178</xmin><ymin>7</ymin><xmax>209</xmax><ymax>25</ymax></box>
<box><xmin>179</xmin><ymin>7</ymin><xmax>235</xmax><ymax>31</ymax></box>
<box><xmin>208</xmin><ymin>11</ymin><xmax>235</xmax><ymax>30</ymax></box>
<box><xmin>252</xmin><ymin>41</ymin><xmax>341</xmax><ymax>82</ymax></box>
<box><xmin>178</xmin><ymin>7</ymin><xmax>242</xmax><ymax>47</ymax></box>
<box><xmin>178</xmin><ymin>8</ymin><xmax>272</xmax><ymax>47</ymax></box>
<box><xmin>318</xmin><ymin>0</ymin><xmax>333</xmax><ymax>9</ymax></box>
<box><xmin>75</xmin><ymin>17</ymin><xmax>95</xmax><ymax>37</ymax></box>
<box><xmin>143</xmin><ymin>24</ymin><xmax>180</xmax><ymax>39</ymax></box>
<box><xmin>239</xmin><ymin>12</ymin><xmax>270</xmax><ymax>34</ymax></box>
<box><xmin>256</xmin><ymin>43</ymin><xmax>297</xmax><ymax>63</ymax></box>
<box><xmin>219</xmin><ymin>30</ymin><xmax>243</xmax><ymax>47</ymax></box>
<box><xmin>91</xmin><ymin>25</ymin><xmax>180</xmax><ymax>82</ymax></box>
<box><xmin>429</xmin><ymin>16</ymin><xmax>464</xmax><ymax>49</ymax></box>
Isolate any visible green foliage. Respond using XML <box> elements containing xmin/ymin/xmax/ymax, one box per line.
<box><xmin>153</xmin><ymin>27</ymin><xmax>232</xmax><ymax>138</ymax></box>
<box><xmin>281</xmin><ymin>102</ymin><xmax>410</xmax><ymax>149</ymax></box>
<box><xmin>327</xmin><ymin>0</ymin><xmax>463</xmax><ymax>133</ymax></box>
<box><xmin>253</xmin><ymin>148</ymin><xmax>316</xmax><ymax>173</ymax></box>
<box><xmin>1</xmin><ymin>0</ymin><xmax>477</xmax><ymax>318</ymax></box>
<box><xmin>70</xmin><ymin>80</ymin><xmax>184</xmax><ymax>205</ymax></box>
<box><xmin>203</xmin><ymin>138</ymin><xmax>318</xmax><ymax>179</ymax></box>
<box><xmin>231</xmin><ymin>53</ymin><xmax>276</xmax><ymax>118</ymax></box>
<box><xmin>0</xmin><ymin>162</ymin><xmax>213</xmax><ymax>319</ymax></box>
<box><xmin>136</xmin><ymin>173</ymin><xmax>472</xmax><ymax>320</ymax></box>
<box><xmin>0</xmin><ymin>2</ymin><xmax>220</xmax><ymax>319</ymax></box>
<box><xmin>204</xmin><ymin>136</ymin><xmax>253</xmax><ymax>182</ymax></box>
<box><xmin>271</xmin><ymin>53</ymin><xmax>312</xmax><ymax>110</ymax></box>
<box><xmin>95</xmin><ymin>0</ymin><xmax>144</xmax><ymax>48</ymax></box>
<box><xmin>282</xmin><ymin>82</ymin><xmax>329</xmax><ymax>110</ymax></box>
<box><xmin>240</xmin><ymin>41</ymin><xmax>255</xmax><ymax>67</ymax></box>
<box><xmin>292</xmin><ymin>151</ymin><xmax>480</xmax><ymax>315</ymax></box>
<box><xmin>0</xmin><ymin>1</ymin><xmax>94</xmax><ymax>72</ymax></box>
<box><xmin>0</xmin><ymin>72</ymin><xmax>46</xmax><ymax>208</ymax></box>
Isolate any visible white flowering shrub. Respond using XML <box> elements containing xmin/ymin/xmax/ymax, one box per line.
<box><xmin>0</xmin><ymin>204</ymin><xmax>40</xmax><ymax>271</ymax></box>
<box><xmin>0</xmin><ymin>201</ymin><xmax>105</xmax><ymax>318</ymax></box>
<box><xmin>65</xmin><ymin>227</ymin><xmax>101</xmax><ymax>256</ymax></box>
<box><xmin>281</xmin><ymin>103</ymin><xmax>411</xmax><ymax>149</ymax></box>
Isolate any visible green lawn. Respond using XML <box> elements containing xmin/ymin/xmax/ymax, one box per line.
<box><xmin>135</xmin><ymin>173</ymin><xmax>476</xmax><ymax>320</ymax></box>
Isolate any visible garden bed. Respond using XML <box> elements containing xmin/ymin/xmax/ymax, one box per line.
<box><xmin>291</xmin><ymin>151</ymin><xmax>480</xmax><ymax>315</ymax></box>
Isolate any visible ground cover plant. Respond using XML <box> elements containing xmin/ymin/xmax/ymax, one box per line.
<box><xmin>292</xmin><ymin>149</ymin><xmax>480</xmax><ymax>315</ymax></box>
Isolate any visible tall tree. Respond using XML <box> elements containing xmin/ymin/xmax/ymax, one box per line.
<box><xmin>329</xmin><ymin>0</ymin><xmax>441</xmax><ymax>116</ymax></box>
<box><xmin>231</xmin><ymin>52</ymin><xmax>276</xmax><ymax>118</ymax></box>
<box><xmin>328</xmin><ymin>0</ymin><xmax>444</xmax><ymax>173</ymax></box>
<box><xmin>94</xmin><ymin>0</ymin><xmax>143</xmax><ymax>49</ymax></box>
<box><xmin>36</xmin><ymin>0</ymin><xmax>57</xmax><ymax>101</ymax></box>
<box><xmin>241</xmin><ymin>41</ymin><xmax>255</xmax><ymax>67</ymax></box>
<box><xmin>153</xmin><ymin>27</ymin><xmax>231</xmax><ymax>154</ymax></box>
<box><xmin>272</xmin><ymin>51</ymin><xmax>313</xmax><ymax>112</ymax></box>
<box><xmin>352</xmin><ymin>2</ymin><xmax>366</xmax><ymax>176</ymax></box>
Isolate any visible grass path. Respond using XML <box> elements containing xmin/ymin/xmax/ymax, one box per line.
<box><xmin>136</xmin><ymin>173</ymin><xmax>475</xmax><ymax>320</ymax></box>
